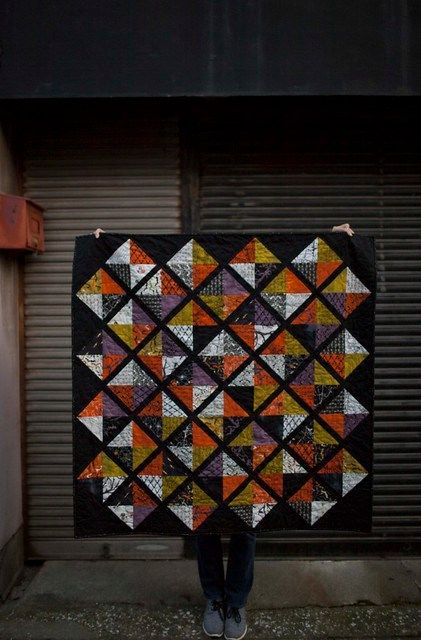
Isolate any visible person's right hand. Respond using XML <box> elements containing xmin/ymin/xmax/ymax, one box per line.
<box><xmin>93</xmin><ymin>228</ymin><xmax>105</xmax><ymax>238</ymax></box>
<box><xmin>331</xmin><ymin>223</ymin><xmax>354</xmax><ymax>236</ymax></box>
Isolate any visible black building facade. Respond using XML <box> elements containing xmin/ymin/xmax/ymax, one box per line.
<box><xmin>0</xmin><ymin>2</ymin><xmax>420</xmax><ymax>559</ymax></box>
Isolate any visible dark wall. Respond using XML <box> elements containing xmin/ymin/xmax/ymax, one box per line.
<box><xmin>0</xmin><ymin>0</ymin><xmax>420</xmax><ymax>98</ymax></box>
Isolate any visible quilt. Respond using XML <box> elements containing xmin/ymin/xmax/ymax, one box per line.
<box><xmin>72</xmin><ymin>233</ymin><xmax>376</xmax><ymax>536</ymax></box>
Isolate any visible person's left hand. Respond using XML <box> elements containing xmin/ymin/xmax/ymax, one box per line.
<box><xmin>331</xmin><ymin>222</ymin><xmax>354</xmax><ymax>236</ymax></box>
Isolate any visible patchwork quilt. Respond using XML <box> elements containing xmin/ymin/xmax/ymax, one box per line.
<box><xmin>72</xmin><ymin>233</ymin><xmax>376</xmax><ymax>536</ymax></box>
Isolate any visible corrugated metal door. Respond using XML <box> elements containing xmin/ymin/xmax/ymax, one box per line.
<box><xmin>191</xmin><ymin>99</ymin><xmax>421</xmax><ymax>553</ymax></box>
<box><xmin>20</xmin><ymin>100</ymin><xmax>183</xmax><ymax>559</ymax></box>
<box><xmin>17</xmin><ymin>97</ymin><xmax>421</xmax><ymax>558</ymax></box>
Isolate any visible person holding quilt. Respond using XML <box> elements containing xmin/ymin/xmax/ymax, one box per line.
<box><xmin>93</xmin><ymin>222</ymin><xmax>355</xmax><ymax>640</ymax></box>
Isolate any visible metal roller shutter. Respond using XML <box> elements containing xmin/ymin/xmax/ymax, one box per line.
<box><xmin>20</xmin><ymin>100</ymin><xmax>182</xmax><ymax>559</ymax></box>
<box><xmin>192</xmin><ymin>99</ymin><xmax>421</xmax><ymax>553</ymax></box>
<box><xmin>16</xmin><ymin>97</ymin><xmax>421</xmax><ymax>558</ymax></box>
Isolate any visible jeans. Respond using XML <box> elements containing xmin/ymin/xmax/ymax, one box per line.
<box><xmin>194</xmin><ymin>532</ymin><xmax>257</xmax><ymax>608</ymax></box>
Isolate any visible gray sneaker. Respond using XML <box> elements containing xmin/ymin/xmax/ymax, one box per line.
<box><xmin>203</xmin><ymin>599</ymin><xmax>225</xmax><ymax>638</ymax></box>
<box><xmin>224</xmin><ymin>606</ymin><xmax>247</xmax><ymax>640</ymax></box>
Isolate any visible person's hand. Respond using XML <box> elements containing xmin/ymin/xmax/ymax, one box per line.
<box><xmin>331</xmin><ymin>223</ymin><xmax>354</xmax><ymax>236</ymax></box>
<box><xmin>93</xmin><ymin>228</ymin><xmax>105</xmax><ymax>238</ymax></box>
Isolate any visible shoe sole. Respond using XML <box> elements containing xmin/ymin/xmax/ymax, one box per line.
<box><xmin>224</xmin><ymin>624</ymin><xmax>248</xmax><ymax>640</ymax></box>
<box><xmin>202</xmin><ymin>621</ymin><xmax>224</xmax><ymax>638</ymax></box>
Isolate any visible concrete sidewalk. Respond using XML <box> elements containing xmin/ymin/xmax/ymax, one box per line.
<box><xmin>0</xmin><ymin>559</ymin><xmax>420</xmax><ymax>639</ymax></box>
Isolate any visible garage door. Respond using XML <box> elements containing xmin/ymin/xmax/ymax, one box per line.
<box><xmin>20</xmin><ymin>100</ymin><xmax>183</xmax><ymax>559</ymax></box>
<box><xmin>191</xmin><ymin>99</ymin><xmax>421</xmax><ymax>554</ymax></box>
<box><xmin>19</xmin><ymin>97</ymin><xmax>421</xmax><ymax>558</ymax></box>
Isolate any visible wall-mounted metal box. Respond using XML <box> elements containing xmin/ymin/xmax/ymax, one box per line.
<box><xmin>0</xmin><ymin>193</ymin><xmax>45</xmax><ymax>252</ymax></box>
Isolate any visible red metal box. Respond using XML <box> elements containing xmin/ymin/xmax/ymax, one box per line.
<box><xmin>0</xmin><ymin>193</ymin><xmax>45</xmax><ymax>252</ymax></box>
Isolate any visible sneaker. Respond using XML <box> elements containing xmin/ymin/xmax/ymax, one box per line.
<box><xmin>202</xmin><ymin>599</ymin><xmax>225</xmax><ymax>638</ymax></box>
<box><xmin>224</xmin><ymin>606</ymin><xmax>247</xmax><ymax>640</ymax></box>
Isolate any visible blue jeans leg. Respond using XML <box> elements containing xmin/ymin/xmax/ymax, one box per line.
<box><xmin>194</xmin><ymin>533</ymin><xmax>225</xmax><ymax>602</ymax></box>
<box><xmin>195</xmin><ymin>532</ymin><xmax>257</xmax><ymax>608</ymax></box>
<box><xmin>225</xmin><ymin>532</ymin><xmax>257</xmax><ymax>608</ymax></box>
